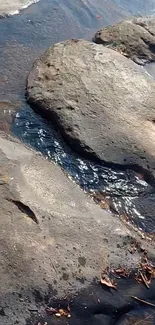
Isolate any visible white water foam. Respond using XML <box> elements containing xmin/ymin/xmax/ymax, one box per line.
<box><xmin>0</xmin><ymin>0</ymin><xmax>40</xmax><ymax>16</ymax></box>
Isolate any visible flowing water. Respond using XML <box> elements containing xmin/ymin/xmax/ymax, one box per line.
<box><xmin>12</xmin><ymin>103</ymin><xmax>155</xmax><ymax>234</ymax></box>
<box><xmin>0</xmin><ymin>0</ymin><xmax>155</xmax><ymax>234</ymax></box>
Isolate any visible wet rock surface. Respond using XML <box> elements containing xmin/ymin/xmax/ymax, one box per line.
<box><xmin>27</xmin><ymin>39</ymin><xmax>155</xmax><ymax>176</ymax></box>
<box><xmin>93</xmin><ymin>16</ymin><xmax>155</xmax><ymax>65</ymax></box>
<box><xmin>1</xmin><ymin>132</ymin><xmax>155</xmax><ymax>324</ymax></box>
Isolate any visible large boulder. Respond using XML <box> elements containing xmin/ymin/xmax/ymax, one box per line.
<box><xmin>93</xmin><ymin>16</ymin><xmax>155</xmax><ymax>65</ymax></box>
<box><xmin>27</xmin><ymin>39</ymin><xmax>155</xmax><ymax>174</ymax></box>
<box><xmin>1</xmin><ymin>132</ymin><xmax>153</xmax><ymax>324</ymax></box>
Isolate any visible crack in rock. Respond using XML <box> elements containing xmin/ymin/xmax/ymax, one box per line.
<box><xmin>6</xmin><ymin>198</ymin><xmax>38</xmax><ymax>224</ymax></box>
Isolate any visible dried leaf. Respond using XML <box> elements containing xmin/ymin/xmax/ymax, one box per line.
<box><xmin>100</xmin><ymin>274</ymin><xmax>117</xmax><ymax>290</ymax></box>
<box><xmin>45</xmin><ymin>307</ymin><xmax>57</xmax><ymax>314</ymax></box>
<box><xmin>100</xmin><ymin>201</ymin><xmax>109</xmax><ymax>210</ymax></box>
<box><xmin>135</xmin><ymin>273</ymin><xmax>143</xmax><ymax>284</ymax></box>
<box><xmin>114</xmin><ymin>268</ymin><xmax>129</xmax><ymax>278</ymax></box>
<box><xmin>150</xmin><ymin>268</ymin><xmax>155</xmax><ymax>278</ymax></box>
<box><xmin>135</xmin><ymin>255</ymin><xmax>155</xmax><ymax>288</ymax></box>
<box><xmin>46</xmin><ymin>306</ymin><xmax>71</xmax><ymax>318</ymax></box>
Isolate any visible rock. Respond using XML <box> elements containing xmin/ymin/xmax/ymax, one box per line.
<box><xmin>27</xmin><ymin>39</ymin><xmax>155</xmax><ymax>175</ymax></box>
<box><xmin>93</xmin><ymin>16</ymin><xmax>155</xmax><ymax>65</ymax></box>
<box><xmin>0</xmin><ymin>132</ymin><xmax>154</xmax><ymax>324</ymax></box>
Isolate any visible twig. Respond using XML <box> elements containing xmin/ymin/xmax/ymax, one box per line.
<box><xmin>132</xmin><ymin>296</ymin><xmax>155</xmax><ymax>307</ymax></box>
<box><xmin>139</xmin><ymin>271</ymin><xmax>150</xmax><ymax>289</ymax></box>
<box><xmin>28</xmin><ymin>309</ymin><xmax>38</xmax><ymax>312</ymax></box>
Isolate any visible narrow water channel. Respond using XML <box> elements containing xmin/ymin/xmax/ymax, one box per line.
<box><xmin>12</xmin><ymin>101</ymin><xmax>155</xmax><ymax>234</ymax></box>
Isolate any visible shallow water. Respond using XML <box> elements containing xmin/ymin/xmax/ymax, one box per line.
<box><xmin>13</xmin><ymin>103</ymin><xmax>155</xmax><ymax>234</ymax></box>
<box><xmin>0</xmin><ymin>0</ymin><xmax>155</xmax><ymax>234</ymax></box>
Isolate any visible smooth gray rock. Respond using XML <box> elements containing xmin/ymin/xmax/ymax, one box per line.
<box><xmin>0</xmin><ymin>132</ymin><xmax>137</xmax><ymax>290</ymax></box>
<box><xmin>27</xmin><ymin>39</ymin><xmax>155</xmax><ymax>174</ymax></box>
<box><xmin>1</xmin><ymin>132</ymin><xmax>151</xmax><ymax>324</ymax></box>
<box><xmin>93</xmin><ymin>16</ymin><xmax>155</xmax><ymax>65</ymax></box>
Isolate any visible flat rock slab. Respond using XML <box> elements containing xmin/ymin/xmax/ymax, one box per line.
<box><xmin>0</xmin><ymin>132</ymin><xmax>154</xmax><ymax>324</ymax></box>
<box><xmin>0</xmin><ymin>0</ymin><xmax>38</xmax><ymax>15</ymax></box>
<box><xmin>93</xmin><ymin>16</ymin><xmax>155</xmax><ymax>65</ymax></box>
<box><xmin>27</xmin><ymin>39</ymin><xmax>155</xmax><ymax>176</ymax></box>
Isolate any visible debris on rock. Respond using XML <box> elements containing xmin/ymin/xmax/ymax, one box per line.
<box><xmin>46</xmin><ymin>305</ymin><xmax>71</xmax><ymax>318</ymax></box>
<box><xmin>100</xmin><ymin>269</ymin><xmax>117</xmax><ymax>290</ymax></box>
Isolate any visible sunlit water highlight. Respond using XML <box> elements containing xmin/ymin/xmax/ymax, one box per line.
<box><xmin>12</xmin><ymin>103</ymin><xmax>155</xmax><ymax>233</ymax></box>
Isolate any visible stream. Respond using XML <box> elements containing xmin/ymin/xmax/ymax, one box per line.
<box><xmin>12</xmin><ymin>101</ymin><xmax>155</xmax><ymax>234</ymax></box>
<box><xmin>0</xmin><ymin>0</ymin><xmax>155</xmax><ymax>235</ymax></box>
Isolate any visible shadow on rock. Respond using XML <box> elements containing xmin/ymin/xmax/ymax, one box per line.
<box><xmin>25</xmin><ymin>279</ymin><xmax>155</xmax><ymax>325</ymax></box>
